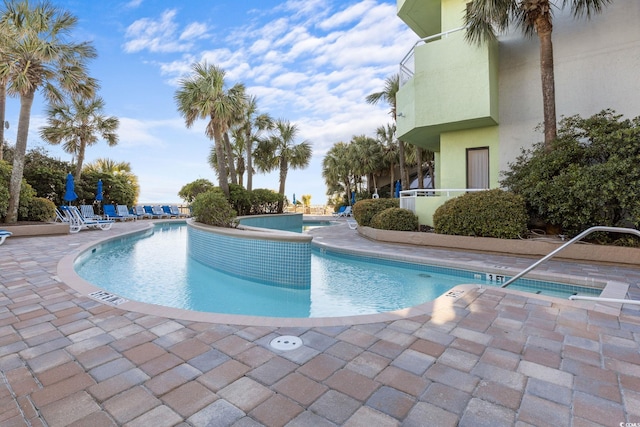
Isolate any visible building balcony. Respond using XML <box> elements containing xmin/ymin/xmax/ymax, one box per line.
<box><xmin>396</xmin><ymin>28</ymin><xmax>499</xmax><ymax>151</ymax></box>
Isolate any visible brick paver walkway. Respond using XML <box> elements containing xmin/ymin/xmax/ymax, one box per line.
<box><xmin>0</xmin><ymin>219</ymin><xmax>638</xmax><ymax>426</ymax></box>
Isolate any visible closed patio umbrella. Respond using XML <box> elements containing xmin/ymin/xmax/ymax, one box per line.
<box><xmin>394</xmin><ymin>180</ymin><xmax>401</xmax><ymax>198</ymax></box>
<box><xmin>63</xmin><ymin>173</ymin><xmax>78</xmax><ymax>204</ymax></box>
<box><xmin>351</xmin><ymin>191</ymin><xmax>356</xmax><ymax>205</ymax></box>
<box><xmin>96</xmin><ymin>179</ymin><xmax>103</xmax><ymax>202</ymax></box>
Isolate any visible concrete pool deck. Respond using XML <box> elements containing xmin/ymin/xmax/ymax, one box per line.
<box><xmin>0</xmin><ymin>218</ymin><xmax>639</xmax><ymax>426</ymax></box>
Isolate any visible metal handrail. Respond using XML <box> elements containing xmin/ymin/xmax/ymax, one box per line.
<box><xmin>399</xmin><ymin>26</ymin><xmax>467</xmax><ymax>85</ymax></box>
<box><xmin>501</xmin><ymin>226</ymin><xmax>640</xmax><ymax>288</ymax></box>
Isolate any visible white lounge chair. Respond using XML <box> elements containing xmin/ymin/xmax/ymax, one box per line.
<box><xmin>347</xmin><ymin>219</ymin><xmax>358</xmax><ymax>230</ymax></box>
<box><xmin>0</xmin><ymin>230</ymin><xmax>12</xmax><ymax>245</ymax></box>
<box><xmin>59</xmin><ymin>206</ymin><xmax>114</xmax><ymax>233</ymax></box>
<box><xmin>133</xmin><ymin>205</ymin><xmax>152</xmax><ymax>219</ymax></box>
<box><xmin>81</xmin><ymin>204</ymin><xmax>102</xmax><ymax>220</ymax></box>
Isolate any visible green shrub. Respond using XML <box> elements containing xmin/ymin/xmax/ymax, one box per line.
<box><xmin>228</xmin><ymin>184</ymin><xmax>251</xmax><ymax>216</ymax></box>
<box><xmin>26</xmin><ymin>197</ymin><xmax>57</xmax><ymax>222</ymax></box>
<box><xmin>501</xmin><ymin>110</ymin><xmax>640</xmax><ymax>239</ymax></box>
<box><xmin>352</xmin><ymin>198</ymin><xmax>399</xmax><ymax>227</ymax></box>
<box><xmin>433</xmin><ymin>189</ymin><xmax>528</xmax><ymax>239</ymax></box>
<box><xmin>191</xmin><ymin>190</ymin><xmax>237</xmax><ymax>227</ymax></box>
<box><xmin>370</xmin><ymin>207</ymin><xmax>418</xmax><ymax>231</ymax></box>
<box><xmin>250</xmin><ymin>189</ymin><xmax>283</xmax><ymax>214</ymax></box>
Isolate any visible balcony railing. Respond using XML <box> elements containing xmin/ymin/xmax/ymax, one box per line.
<box><xmin>399</xmin><ymin>26</ymin><xmax>467</xmax><ymax>87</ymax></box>
<box><xmin>399</xmin><ymin>188</ymin><xmax>487</xmax><ymax>212</ymax></box>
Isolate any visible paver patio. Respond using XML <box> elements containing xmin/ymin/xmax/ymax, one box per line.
<box><xmin>0</xmin><ymin>219</ymin><xmax>638</xmax><ymax>426</ymax></box>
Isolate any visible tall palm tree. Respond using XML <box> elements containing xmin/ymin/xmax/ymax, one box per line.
<box><xmin>256</xmin><ymin>119</ymin><xmax>312</xmax><ymax>212</ymax></box>
<box><xmin>2</xmin><ymin>0</ymin><xmax>97</xmax><ymax>223</ymax></box>
<box><xmin>207</xmin><ymin>126</ymin><xmax>247</xmax><ymax>186</ymax></box>
<box><xmin>376</xmin><ymin>123</ymin><xmax>399</xmax><ymax>193</ymax></box>
<box><xmin>351</xmin><ymin>135</ymin><xmax>384</xmax><ymax>195</ymax></box>
<box><xmin>174</xmin><ymin>62</ymin><xmax>245</xmax><ymax>197</ymax></box>
<box><xmin>40</xmin><ymin>96</ymin><xmax>119</xmax><ymax>180</ymax></box>
<box><xmin>465</xmin><ymin>0</ymin><xmax>611</xmax><ymax>150</ymax></box>
<box><xmin>322</xmin><ymin>141</ymin><xmax>353</xmax><ymax>203</ymax></box>
<box><xmin>366</xmin><ymin>74</ymin><xmax>408</xmax><ymax>189</ymax></box>
<box><xmin>238</xmin><ymin>95</ymin><xmax>272</xmax><ymax>191</ymax></box>
<box><xmin>0</xmin><ymin>17</ymin><xmax>17</xmax><ymax>162</ymax></box>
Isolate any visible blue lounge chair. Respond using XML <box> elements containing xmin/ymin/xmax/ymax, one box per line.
<box><xmin>133</xmin><ymin>205</ymin><xmax>152</xmax><ymax>219</ymax></box>
<box><xmin>143</xmin><ymin>205</ymin><xmax>168</xmax><ymax>219</ymax></box>
<box><xmin>332</xmin><ymin>206</ymin><xmax>346</xmax><ymax>217</ymax></box>
<box><xmin>59</xmin><ymin>206</ymin><xmax>114</xmax><ymax>233</ymax></box>
<box><xmin>338</xmin><ymin>206</ymin><xmax>352</xmax><ymax>217</ymax></box>
<box><xmin>103</xmin><ymin>204</ymin><xmax>126</xmax><ymax>221</ymax></box>
<box><xmin>116</xmin><ymin>205</ymin><xmax>137</xmax><ymax>221</ymax></box>
<box><xmin>0</xmin><ymin>230</ymin><xmax>12</xmax><ymax>245</ymax></box>
<box><xmin>162</xmin><ymin>205</ymin><xmax>177</xmax><ymax>218</ymax></box>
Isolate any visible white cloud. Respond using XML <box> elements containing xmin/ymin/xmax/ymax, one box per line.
<box><xmin>123</xmin><ymin>9</ymin><xmax>208</xmax><ymax>53</ymax></box>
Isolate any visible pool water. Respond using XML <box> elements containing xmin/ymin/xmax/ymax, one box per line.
<box><xmin>74</xmin><ymin>223</ymin><xmax>600</xmax><ymax>318</ymax></box>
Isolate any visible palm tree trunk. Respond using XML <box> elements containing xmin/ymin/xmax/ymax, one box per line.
<box><xmin>213</xmin><ymin>127</ymin><xmax>230</xmax><ymax>197</ymax></box>
<box><xmin>223</xmin><ymin>131</ymin><xmax>238</xmax><ymax>185</ymax></box>
<box><xmin>245</xmin><ymin>128</ymin><xmax>253</xmax><ymax>191</ymax></box>
<box><xmin>6</xmin><ymin>91</ymin><xmax>35</xmax><ymax>223</ymax></box>
<box><xmin>75</xmin><ymin>138</ymin><xmax>87</xmax><ymax>180</ymax></box>
<box><xmin>0</xmin><ymin>83</ymin><xmax>5</xmax><ymax>162</ymax></box>
<box><xmin>537</xmin><ymin>19</ymin><xmax>557</xmax><ymax>151</ymax></box>
<box><xmin>389</xmin><ymin>161</ymin><xmax>395</xmax><ymax>194</ymax></box>
<box><xmin>416</xmin><ymin>147</ymin><xmax>423</xmax><ymax>189</ymax></box>
<box><xmin>398</xmin><ymin>139</ymin><xmax>407</xmax><ymax>190</ymax></box>
<box><xmin>278</xmin><ymin>158</ymin><xmax>288</xmax><ymax>213</ymax></box>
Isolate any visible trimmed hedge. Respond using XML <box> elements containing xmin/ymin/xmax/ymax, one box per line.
<box><xmin>26</xmin><ymin>197</ymin><xmax>57</xmax><ymax>222</ymax></box>
<box><xmin>370</xmin><ymin>207</ymin><xmax>418</xmax><ymax>231</ymax></box>
<box><xmin>192</xmin><ymin>190</ymin><xmax>237</xmax><ymax>227</ymax></box>
<box><xmin>352</xmin><ymin>198</ymin><xmax>399</xmax><ymax>227</ymax></box>
<box><xmin>433</xmin><ymin>189</ymin><xmax>528</xmax><ymax>239</ymax></box>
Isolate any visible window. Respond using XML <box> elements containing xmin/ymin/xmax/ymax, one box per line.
<box><xmin>467</xmin><ymin>147</ymin><xmax>489</xmax><ymax>189</ymax></box>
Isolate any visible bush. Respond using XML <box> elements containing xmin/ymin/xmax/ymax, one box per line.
<box><xmin>370</xmin><ymin>207</ymin><xmax>418</xmax><ymax>231</ymax></box>
<box><xmin>352</xmin><ymin>198</ymin><xmax>399</xmax><ymax>227</ymax></box>
<box><xmin>433</xmin><ymin>189</ymin><xmax>528</xmax><ymax>239</ymax></box>
<box><xmin>228</xmin><ymin>184</ymin><xmax>251</xmax><ymax>216</ymax></box>
<box><xmin>250</xmin><ymin>189</ymin><xmax>283</xmax><ymax>214</ymax></box>
<box><xmin>26</xmin><ymin>197</ymin><xmax>57</xmax><ymax>222</ymax></box>
<box><xmin>501</xmin><ymin>110</ymin><xmax>640</xmax><ymax>240</ymax></box>
<box><xmin>191</xmin><ymin>190</ymin><xmax>237</xmax><ymax>227</ymax></box>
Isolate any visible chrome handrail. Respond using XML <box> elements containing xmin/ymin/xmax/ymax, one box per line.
<box><xmin>501</xmin><ymin>226</ymin><xmax>640</xmax><ymax>288</ymax></box>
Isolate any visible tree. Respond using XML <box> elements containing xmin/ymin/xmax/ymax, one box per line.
<box><xmin>465</xmin><ymin>0</ymin><xmax>612</xmax><ymax>150</ymax></box>
<box><xmin>366</xmin><ymin>74</ymin><xmax>409</xmax><ymax>189</ymax></box>
<box><xmin>40</xmin><ymin>96</ymin><xmax>119</xmax><ymax>180</ymax></box>
<box><xmin>178</xmin><ymin>178</ymin><xmax>215</xmax><ymax>204</ymax></box>
<box><xmin>376</xmin><ymin>123</ymin><xmax>398</xmax><ymax>193</ymax></box>
<box><xmin>83</xmin><ymin>158</ymin><xmax>139</xmax><ymax>203</ymax></box>
<box><xmin>255</xmin><ymin>119</ymin><xmax>312</xmax><ymax>212</ymax></box>
<box><xmin>2</xmin><ymin>0</ymin><xmax>97</xmax><ymax>223</ymax></box>
<box><xmin>322</xmin><ymin>142</ymin><xmax>353</xmax><ymax>203</ymax></box>
<box><xmin>175</xmin><ymin>62</ymin><xmax>245</xmax><ymax>197</ymax></box>
<box><xmin>238</xmin><ymin>95</ymin><xmax>272</xmax><ymax>191</ymax></box>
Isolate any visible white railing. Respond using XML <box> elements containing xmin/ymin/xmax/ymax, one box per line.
<box><xmin>399</xmin><ymin>188</ymin><xmax>487</xmax><ymax>211</ymax></box>
<box><xmin>399</xmin><ymin>26</ymin><xmax>467</xmax><ymax>86</ymax></box>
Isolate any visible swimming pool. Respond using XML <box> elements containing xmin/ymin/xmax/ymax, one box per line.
<box><xmin>74</xmin><ymin>222</ymin><xmax>601</xmax><ymax>318</ymax></box>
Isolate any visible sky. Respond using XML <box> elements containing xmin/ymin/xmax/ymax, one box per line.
<box><xmin>4</xmin><ymin>0</ymin><xmax>417</xmax><ymax>205</ymax></box>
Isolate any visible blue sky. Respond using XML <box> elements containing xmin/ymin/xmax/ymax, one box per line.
<box><xmin>4</xmin><ymin>0</ymin><xmax>416</xmax><ymax>205</ymax></box>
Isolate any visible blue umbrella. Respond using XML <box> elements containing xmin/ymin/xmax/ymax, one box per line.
<box><xmin>63</xmin><ymin>173</ymin><xmax>78</xmax><ymax>204</ymax></box>
<box><xmin>394</xmin><ymin>180</ymin><xmax>401</xmax><ymax>198</ymax></box>
<box><xmin>351</xmin><ymin>191</ymin><xmax>356</xmax><ymax>205</ymax></box>
<box><xmin>292</xmin><ymin>193</ymin><xmax>296</xmax><ymax>205</ymax></box>
<box><xmin>96</xmin><ymin>179</ymin><xmax>103</xmax><ymax>202</ymax></box>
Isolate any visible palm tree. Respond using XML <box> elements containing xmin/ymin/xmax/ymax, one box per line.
<box><xmin>376</xmin><ymin>123</ymin><xmax>399</xmax><ymax>193</ymax></box>
<box><xmin>174</xmin><ymin>62</ymin><xmax>245</xmax><ymax>197</ymax></box>
<box><xmin>351</xmin><ymin>135</ymin><xmax>384</xmax><ymax>195</ymax></box>
<box><xmin>0</xmin><ymin>18</ymin><xmax>17</xmax><ymax>163</ymax></box>
<box><xmin>40</xmin><ymin>96</ymin><xmax>119</xmax><ymax>180</ymax></box>
<box><xmin>465</xmin><ymin>0</ymin><xmax>611</xmax><ymax>150</ymax></box>
<box><xmin>208</xmin><ymin>126</ymin><xmax>247</xmax><ymax>186</ymax></box>
<box><xmin>2</xmin><ymin>0</ymin><xmax>97</xmax><ymax>223</ymax></box>
<box><xmin>366</xmin><ymin>74</ymin><xmax>408</xmax><ymax>190</ymax></box>
<box><xmin>255</xmin><ymin>119</ymin><xmax>312</xmax><ymax>212</ymax></box>
<box><xmin>83</xmin><ymin>158</ymin><xmax>139</xmax><ymax>202</ymax></box>
<box><xmin>322</xmin><ymin>141</ymin><xmax>353</xmax><ymax>203</ymax></box>
<box><xmin>238</xmin><ymin>95</ymin><xmax>273</xmax><ymax>191</ymax></box>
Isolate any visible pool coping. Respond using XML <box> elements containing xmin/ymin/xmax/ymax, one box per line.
<box><xmin>56</xmin><ymin>220</ymin><xmax>629</xmax><ymax>327</ymax></box>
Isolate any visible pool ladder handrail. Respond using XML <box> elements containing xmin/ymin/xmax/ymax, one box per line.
<box><xmin>501</xmin><ymin>226</ymin><xmax>640</xmax><ymax>305</ymax></box>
